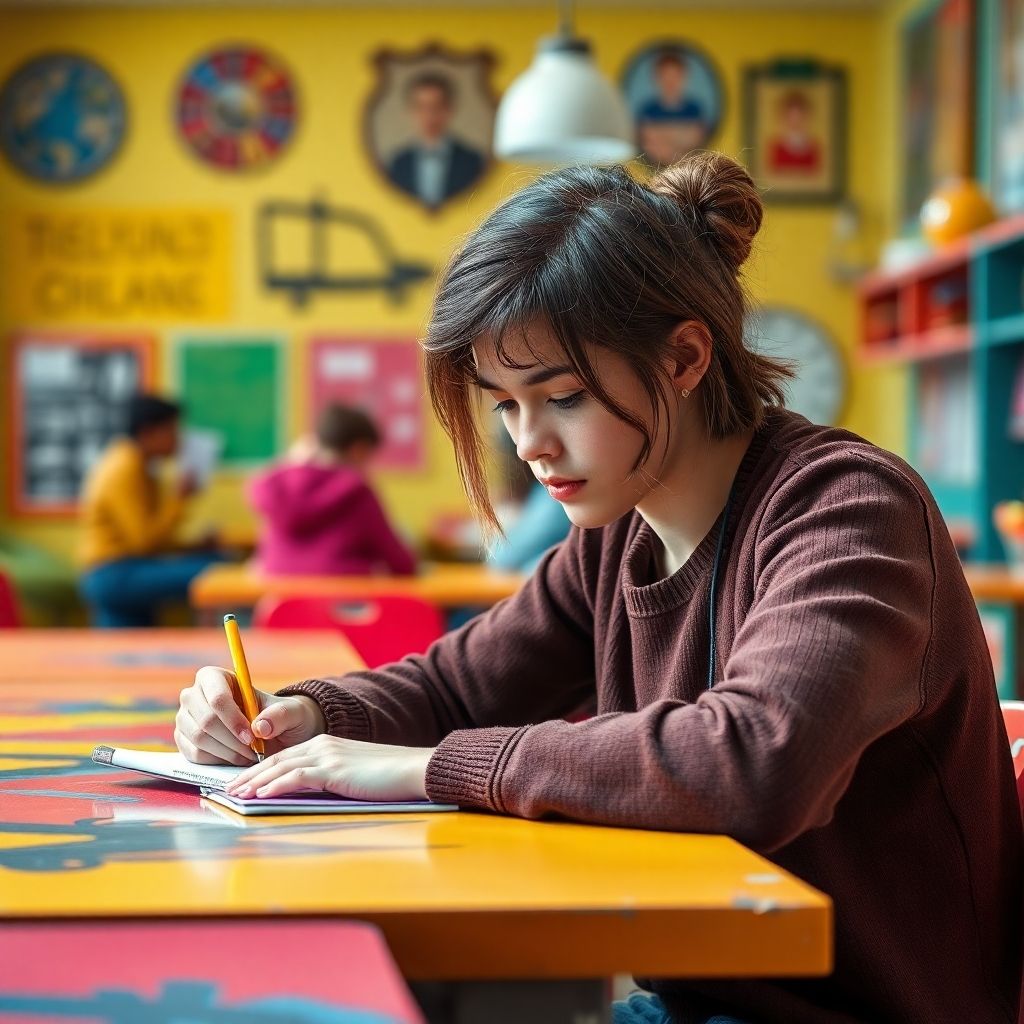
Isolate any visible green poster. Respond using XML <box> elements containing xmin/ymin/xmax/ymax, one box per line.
<box><xmin>177</xmin><ymin>337</ymin><xmax>282</xmax><ymax>463</ymax></box>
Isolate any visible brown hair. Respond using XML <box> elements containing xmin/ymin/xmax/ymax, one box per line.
<box><xmin>423</xmin><ymin>150</ymin><xmax>792</xmax><ymax>533</ymax></box>
<box><xmin>315</xmin><ymin>403</ymin><xmax>380</xmax><ymax>455</ymax></box>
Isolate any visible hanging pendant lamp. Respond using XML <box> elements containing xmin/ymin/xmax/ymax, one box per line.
<box><xmin>493</xmin><ymin>0</ymin><xmax>636</xmax><ymax>165</ymax></box>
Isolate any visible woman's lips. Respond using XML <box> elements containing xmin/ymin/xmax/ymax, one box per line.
<box><xmin>541</xmin><ymin>479</ymin><xmax>586</xmax><ymax>501</ymax></box>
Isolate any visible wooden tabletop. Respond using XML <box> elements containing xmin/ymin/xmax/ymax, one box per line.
<box><xmin>0</xmin><ymin>676</ymin><xmax>831</xmax><ymax>982</ymax></box>
<box><xmin>190</xmin><ymin>563</ymin><xmax>527</xmax><ymax>611</ymax></box>
<box><xmin>963</xmin><ymin>563</ymin><xmax>1024</xmax><ymax>603</ymax></box>
<box><xmin>0</xmin><ymin>628</ymin><xmax>362</xmax><ymax>686</ymax></box>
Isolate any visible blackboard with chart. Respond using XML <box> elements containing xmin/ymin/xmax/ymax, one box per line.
<box><xmin>8</xmin><ymin>333</ymin><xmax>153</xmax><ymax>514</ymax></box>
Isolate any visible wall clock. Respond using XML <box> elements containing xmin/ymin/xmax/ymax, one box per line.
<box><xmin>176</xmin><ymin>46</ymin><xmax>297</xmax><ymax>171</ymax></box>
<box><xmin>745</xmin><ymin>306</ymin><xmax>847</xmax><ymax>425</ymax></box>
<box><xmin>0</xmin><ymin>52</ymin><xmax>127</xmax><ymax>183</ymax></box>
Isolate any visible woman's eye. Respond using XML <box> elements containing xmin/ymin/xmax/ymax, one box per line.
<box><xmin>492</xmin><ymin>399</ymin><xmax>516</xmax><ymax>414</ymax></box>
<box><xmin>550</xmin><ymin>391</ymin><xmax>585</xmax><ymax>410</ymax></box>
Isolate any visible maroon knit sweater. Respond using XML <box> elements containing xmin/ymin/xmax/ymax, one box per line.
<box><xmin>282</xmin><ymin>410</ymin><xmax>1023</xmax><ymax>1024</ymax></box>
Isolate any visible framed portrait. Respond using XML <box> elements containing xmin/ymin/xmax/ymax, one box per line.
<box><xmin>993</xmin><ymin>0</ymin><xmax>1024</xmax><ymax>212</ymax></box>
<box><xmin>901</xmin><ymin>0</ymin><xmax>974</xmax><ymax>225</ymax></box>
<box><xmin>620</xmin><ymin>40</ymin><xmax>724</xmax><ymax>166</ymax></box>
<box><xmin>364</xmin><ymin>43</ymin><xmax>496</xmax><ymax>214</ymax></box>
<box><xmin>743</xmin><ymin>59</ymin><xmax>847</xmax><ymax>204</ymax></box>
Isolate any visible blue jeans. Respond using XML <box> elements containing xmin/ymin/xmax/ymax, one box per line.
<box><xmin>612</xmin><ymin>992</ymin><xmax>749</xmax><ymax>1024</ymax></box>
<box><xmin>80</xmin><ymin>553</ymin><xmax>225</xmax><ymax>628</ymax></box>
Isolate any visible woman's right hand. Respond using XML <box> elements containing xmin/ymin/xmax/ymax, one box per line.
<box><xmin>175</xmin><ymin>666</ymin><xmax>326</xmax><ymax>766</ymax></box>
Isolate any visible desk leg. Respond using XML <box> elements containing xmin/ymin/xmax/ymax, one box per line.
<box><xmin>409</xmin><ymin>979</ymin><xmax>610</xmax><ymax>1024</ymax></box>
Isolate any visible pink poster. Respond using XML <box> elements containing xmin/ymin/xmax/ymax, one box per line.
<box><xmin>310</xmin><ymin>338</ymin><xmax>424</xmax><ymax>470</ymax></box>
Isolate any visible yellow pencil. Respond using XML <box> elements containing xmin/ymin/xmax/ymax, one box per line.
<box><xmin>223</xmin><ymin>613</ymin><xmax>265</xmax><ymax>761</ymax></box>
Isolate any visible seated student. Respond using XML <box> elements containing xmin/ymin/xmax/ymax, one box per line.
<box><xmin>249</xmin><ymin>403</ymin><xmax>415</xmax><ymax>577</ymax></box>
<box><xmin>177</xmin><ymin>153</ymin><xmax>1022</xmax><ymax>1023</ymax></box>
<box><xmin>79</xmin><ymin>393</ymin><xmax>222</xmax><ymax>628</ymax></box>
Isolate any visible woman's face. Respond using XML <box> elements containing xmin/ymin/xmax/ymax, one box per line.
<box><xmin>472</xmin><ymin>326</ymin><xmax>675</xmax><ymax>530</ymax></box>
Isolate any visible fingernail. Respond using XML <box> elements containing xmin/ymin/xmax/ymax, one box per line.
<box><xmin>238</xmin><ymin>730</ymin><xmax>252</xmax><ymax>744</ymax></box>
<box><xmin>256</xmin><ymin>786</ymin><xmax>268</xmax><ymax>796</ymax></box>
<box><xmin>253</xmin><ymin>721</ymin><xmax>269</xmax><ymax>738</ymax></box>
<box><xmin>236</xmin><ymin>785</ymin><xmax>251</xmax><ymax>797</ymax></box>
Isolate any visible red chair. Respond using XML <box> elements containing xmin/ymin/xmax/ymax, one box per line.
<box><xmin>0</xmin><ymin>570</ymin><xmax>22</xmax><ymax>628</ymax></box>
<box><xmin>1003</xmin><ymin>700</ymin><xmax>1024</xmax><ymax>813</ymax></box>
<box><xmin>253</xmin><ymin>594</ymin><xmax>445</xmax><ymax>668</ymax></box>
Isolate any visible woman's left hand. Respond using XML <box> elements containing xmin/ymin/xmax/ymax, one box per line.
<box><xmin>224</xmin><ymin>735</ymin><xmax>436</xmax><ymax>803</ymax></box>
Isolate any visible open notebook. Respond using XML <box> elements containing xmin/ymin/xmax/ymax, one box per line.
<box><xmin>91</xmin><ymin>745</ymin><xmax>457</xmax><ymax>816</ymax></box>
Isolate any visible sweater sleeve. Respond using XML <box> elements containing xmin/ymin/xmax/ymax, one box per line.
<box><xmin>423</xmin><ymin>452</ymin><xmax>938</xmax><ymax>851</ymax></box>
<box><xmin>277</xmin><ymin>528</ymin><xmax>597</xmax><ymax>754</ymax></box>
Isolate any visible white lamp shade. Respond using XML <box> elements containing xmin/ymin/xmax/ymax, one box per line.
<box><xmin>494</xmin><ymin>43</ymin><xmax>637</xmax><ymax>165</ymax></box>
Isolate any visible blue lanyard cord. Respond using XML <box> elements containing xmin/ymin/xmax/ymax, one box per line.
<box><xmin>706</xmin><ymin>487</ymin><xmax>735</xmax><ymax>690</ymax></box>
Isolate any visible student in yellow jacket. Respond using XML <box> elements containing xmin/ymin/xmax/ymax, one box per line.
<box><xmin>79</xmin><ymin>394</ymin><xmax>223</xmax><ymax>627</ymax></box>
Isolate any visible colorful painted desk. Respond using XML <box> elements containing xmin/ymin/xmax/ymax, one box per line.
<box><xmin>189</xmin><ymin>563</ymin><xmax>527</xmax><ymax>615</ymax></box>
<box><xmin>0</xmin><ymin>675</ymin><xmax>831</xmax><ymax>987</ymax></box>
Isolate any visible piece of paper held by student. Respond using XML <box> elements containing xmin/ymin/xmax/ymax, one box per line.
<box><xmin>202</xmin><ymin>789</ymin><xmax>459</xmax><ymax>816</ymax></box>
<box><xmin>92</xmin><ymin>745</ymin><xmax>245</xmax><ymax>790</ymax></box>
<box><xmin>179</xmin><ymin>428</ymin><xmax>223</xmax><ymax>487</ymax></box>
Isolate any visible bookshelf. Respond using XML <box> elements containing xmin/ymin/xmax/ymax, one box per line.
<box><xmin>859</xmin><ymin>217</ymin><xmax>1024</xmax><ymax>698</ymax></box>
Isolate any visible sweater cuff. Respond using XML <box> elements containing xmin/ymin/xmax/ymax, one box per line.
<box><xmin>424</xmin><ymin>725</ymin><xmax>526</xmax><ymax>810</ymax></box>
<box><xmin>276</xmin><ymin>679</ymin><xmax>374</xmax><ymax>742</ymax></box>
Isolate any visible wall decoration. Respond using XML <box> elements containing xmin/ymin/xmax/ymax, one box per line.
<box><xmin>8</xmin><ymin>332</ymin><xmax>153</xmax><ymax>516</ymax></box>
<box><xmin>743</xmin><ymin>59</ymin><xmax>846</xmax><ymax>204</ymax></box>
<box><xmin>0</xmin><ymin>52</ymin><xmax>127</xmax><ymax>184</ymax></box>
<box><xmin>3</xmin><ymin>208</ymin><xmax>231</xmax><ymax>324</ymax></box>
<box><xmin>174</xmin><ymin>336</ymin><xmax>283</xmax><ymax>464</ymax></box>
<box><xmin>744</xmin><ymin>308</ymin><xmax>847</xmax><ymax>426</ymax></box>
<box><xmin>310</xmin><ymin>338</ymin><xmax>425</xmax><ymax>470</ymax></box>
<box><xmin>901</xmin><ymin>0</ymin><xmax>974</xmax><ymax>225</ymax></box>
<box><xmin>619</xmin><ymin>40</ymin><xmax>724</xmax><ymax>166</ymax></box>
<box><xmin>176</xmin><ymin>46</ymin><xmax>298</xmax><ymax>171</ymax></box>
<box><xmin>364</xmin><ymin>43</ymin><xmax>496</xmax><ymax>212</ymax></box>
<box><xmin>258</xmin><ymin>196</ymin><xmax>431</xmax><ymax>308</ymax></box>
<box><xmin>993</xmin><ymin>0</ymin><xmax>1024</xmax><ymax>212</ymax></box>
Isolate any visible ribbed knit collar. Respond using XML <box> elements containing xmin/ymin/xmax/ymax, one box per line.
<box><xmin>620</xmin><ymin>408</ymin><xmax>781</xmax><ymax>618</ymax></box>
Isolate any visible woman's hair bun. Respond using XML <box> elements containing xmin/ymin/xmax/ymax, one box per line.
<box><xmin>651</xmin><ymin>151</ymin><xmax>763</xmax><ymax>271</ymax></box>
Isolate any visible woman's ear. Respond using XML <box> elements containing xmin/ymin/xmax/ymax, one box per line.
<box><xmin>667</xmin><ymin>321</ymin><xmax>713</xmax><ymax>395</ymax></box>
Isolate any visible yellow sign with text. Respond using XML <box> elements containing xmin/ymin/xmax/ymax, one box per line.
<box><xmin>4</xmin><ymin>209</ymin><xmax>232</xmax><ymax>323</ymax></box>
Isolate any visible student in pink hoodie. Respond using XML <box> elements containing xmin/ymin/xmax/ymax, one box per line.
<box><xmin>248</xmin><ymin>404</ymin><xmax>416</xmax><ymax>576</ymax></box>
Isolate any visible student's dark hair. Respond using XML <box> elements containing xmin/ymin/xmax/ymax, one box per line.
<box><xmin>405</xmin><ymin>71</ymin><xmax>455</xmax><ymax>106</ymax></box>
<box><xmin>653</xmin><ymin>50</ymin><xmax>686</xmax><ymax>73</ymax></box>
<box><xmin>315</xmin><ymin>403</ymin><xmax>381</xmax><ymax>455</ymax></box>
<box><xmin>423</xmin><ymin>150</ymin><xmax>793</xmax><ymax>533</ymax></box>
<box><xmin>125</xmin><ymin>394</ymin><xmax>181</xmax><ymax>439</ymax></box>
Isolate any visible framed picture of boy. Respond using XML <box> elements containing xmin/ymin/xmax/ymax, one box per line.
<box><xmin>365</xmin><ymin>43</ymin><xmax>496</xmax><ymax>213</ymax></box>
<box><xmin>620</xmin><ymin>41</ymin><xmax>724</xmax><ymax>166</ymax></box>
<box><xmin>743</xmin><ymin>59</ymin><xmax>846</xmax><ymax>204</ymax></box>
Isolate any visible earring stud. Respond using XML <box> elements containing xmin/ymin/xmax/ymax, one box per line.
<box><xmin>680</xmin><ymin>388</ymin><xmax>690</xmax><ymax>399</ymax></box>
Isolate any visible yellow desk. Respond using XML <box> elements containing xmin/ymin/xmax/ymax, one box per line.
<box><xmin>190</xmin><ymin>563</ymin><xmax>527</xmax><ymax>613</ymax></box>
<box><xmin>0</xmin><ymin>677</ymin><xmax>831</xmax><ymax>983</ymax></box>
<box><xmin>0</xmin><ymin>628</ymin><xmax>361</xmax><ymax>687</ymax></box>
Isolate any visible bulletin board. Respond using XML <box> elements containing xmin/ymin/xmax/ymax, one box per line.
<box><xmin>173</xmin><ymin>336</ymin><xmax>284</xmax><ymax>465</ymax></box>
<box><xmin>309</xmin><ymin>337</ymin><xmax>424</xmax><ymax>470</ymax></box>
<box><xmin>7</xmin><ymin>332</ymin><xmax>154</xmax><ymax>516</ymax></box>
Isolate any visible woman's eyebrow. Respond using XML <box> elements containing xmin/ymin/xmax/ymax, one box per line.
<box><xmin>472</xmin><ymin>364</ymin><xmax>576</xmax><ymax>390</ymax></box>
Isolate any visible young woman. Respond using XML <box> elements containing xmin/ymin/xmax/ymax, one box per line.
<box><xmin>176</xmin><ymin>152</ymin><xmax>1023</xmax><ymax>1024</ymax></box>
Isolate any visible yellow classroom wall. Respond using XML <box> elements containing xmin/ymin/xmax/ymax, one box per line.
<box><xmin>0</xmin><ymin>4</ymin><xmax>906</xmax><ymax>561</ymax></box>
